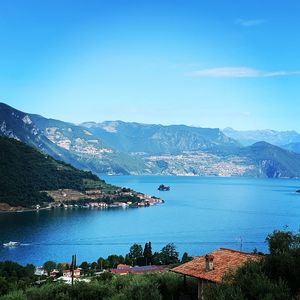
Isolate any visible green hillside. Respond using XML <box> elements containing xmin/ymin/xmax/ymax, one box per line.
<box><xmin>0</xmin><ymin>137</ymin><xmax>114</xmax><ymax>208</ymax></box>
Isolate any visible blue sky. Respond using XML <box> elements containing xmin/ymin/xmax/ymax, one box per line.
<box><xmin>1</xmin><ymin>0</ymin><xmax>300</xmax><ymax>130</ymax></box>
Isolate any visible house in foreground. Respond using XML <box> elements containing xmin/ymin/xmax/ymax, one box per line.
<box><xmin>171</xmin><ymin>248</ymin><xmax>262</xmax><ymax>300</ymax></box>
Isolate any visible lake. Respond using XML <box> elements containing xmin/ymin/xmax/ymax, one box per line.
<box><xmin>0</xmin><ymin>176</ymin><xmax>300</xmax><ymax>266</ymax></box>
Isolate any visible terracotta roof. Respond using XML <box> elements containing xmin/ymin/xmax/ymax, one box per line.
<box><xmin>117</xmin><ymin>264</ymin><xmax>131</xmax><ymax>269</ymax></box>
<box><xmin>171</xmin><ymin>248</ymin><xmax>262</xmax><ymax>283</ymax></box>
<box><xmin>111</xmin><ymin>265</ymin><xmax>164</xmax><ymax>275</ymax></box>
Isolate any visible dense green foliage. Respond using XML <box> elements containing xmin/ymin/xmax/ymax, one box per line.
<box><xmin>127</xmin><ymin>244</ymin><xmax>143</xmax><ymax>266</ymax></box>
<box><xmin>96</xmin><ymin>242</ymin><xmax>180</xmax><ymax>270</ymax></box>
<box><xmin>0</xmin><ymin>242</ymin><xmax>184</xmax><ymax>299</ymax></box>
<box><xmin>264</xmin><ymin>230</ymin><xmax>300</xmax><ymax>295</ymax></box>
<box><xmin>0</xmin><ymin>272</ymin><xmax>192</xmax><ymax>300</ymax></box>
<box><xmin>204</xmin><ymin>229</ymin><xmax>300</xmax><ymax>299</ymax></box>
<box><xmin>0</xmin><ymin>261</ymin><xmax>35</xmax><ymax>297</ymax></box>
<box><xmin>0</xmin><ymin>137</ymin><xmax>110</xmax><ymax>207</ymax></box>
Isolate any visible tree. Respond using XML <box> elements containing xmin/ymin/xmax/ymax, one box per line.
<box><xmin>79</xmin><ymin>262</ymin><xmax>90</xmax><ymax>274</ymax></box>
<box><xmin>56</xmin><ymin>263</ymin><xmax>65</xmax><ymax>273</ymax></box>
<box><xmin>152</xmin><ymin>252</ymin><xmax>162</xmax><ymax>265</ymax></box>
<box><xmin>0</xmin><ymin>277</ymin><xmax>9</xmax><ymax>296</ymax></box>
<box><xmin>90</xmin><ymin>262</ymin><xmax>97</xmax><ymax>270</ymax></box>
<box><xmin>128</xmin><ymin>244</ymin><xmax>143</xmax><ymax>266</ymax></box>
<box><xmin>264</xmin><ymin>230</ymin><xmax>300</xmax><ymax>295</ymax></box>
<box><xmin>24</xmin><ymin>264</ymin><xmax>35</xmax><ymax>277</ymax></box>
<box><xmin>143</xmin><ymin>242</ymin><xmax>153</xmax><ymax>265</ymax></box>
<box><xmin>266</xmin><ymin>230</ymin><xmax>294</xmax><ymax>255</ymax></box>
<box><xmin>160</xmin><ymin>243</ymin><xmax>179</xmax><ymax>265</ymax></box>
<box><xmin>181</xmin><ymin>252</ymin><xmax>192</xmax><ymax>263</ymax></box>
<box><xmin>107</xmin><ymin>255</ymin><xmax>124</xmax><ymax>268</ymax></box>
<box><xmin>43</xmin><ymin>261</ymin><xmax>56</xmax><ymax>276</ymax></box>
<box><xmin>97</xmin><ymin>257</ymin><xmax>105</xmax><ymax>270</ymax></box>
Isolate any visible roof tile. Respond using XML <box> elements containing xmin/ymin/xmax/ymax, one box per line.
<box><xmin>171</xmin><ymin>248</ymin><xmax>262</xmax><ymax>283</ymax></box>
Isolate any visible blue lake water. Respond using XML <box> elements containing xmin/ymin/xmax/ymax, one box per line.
<box><xmin>0</xmin><ymin>176</ymin><xmax>300</xmax><ymax>266</ymax></box>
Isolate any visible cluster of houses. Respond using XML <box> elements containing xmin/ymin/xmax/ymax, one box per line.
<box><xmin>39</xmin><ymin>189</ymin><xmax>163</xmax><ymax>211</ymax></box>
<box><xmin>34</xmin><ymin>263</ymin><xmax>164</xmax><ymax>284</ymax></box>
<box><xmin>34</xmin><ymin>248</ymin><xmax>261</xmax><ymax>300</ymax></box>
<box><xmin>34</xmin><ymin>265</ymin><xmax>84</xmax><ymax>284</ymax></box>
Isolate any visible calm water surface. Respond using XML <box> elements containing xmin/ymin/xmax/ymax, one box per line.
<box><xmin>0</xmin><ymin>176</ymin><xmax>300</xmax><ymax>265</ymax></box>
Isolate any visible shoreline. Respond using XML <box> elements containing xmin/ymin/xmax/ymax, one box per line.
<box><xmin>0</xmin><ymin>185</ymin><xmax>164</xmax><ymax>213</ymax></box>
<box><xmin>0</xmin><ymin>198</ymin><xmax>164</xmax><ymax>214</ymax></box>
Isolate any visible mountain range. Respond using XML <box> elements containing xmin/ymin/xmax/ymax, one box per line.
<box><xmin>81</xmin><ymin>121</ymin><xmax>239</xmax><ymax>155</ymax></box>
<box><xmin>2</xmin><ymin>102</ymin><xmax>300</xmax><ymax>178</ymax></box>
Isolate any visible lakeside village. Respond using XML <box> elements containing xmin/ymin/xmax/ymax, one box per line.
<box><xmin>35</xmin><ymin>188</ymin><xmax>164</xmax><ymax>211</ymax></box>
<box><xmin>20</xmin><ymin>242</ymin><xmax>263</xmax><ymax>299</ymax></box>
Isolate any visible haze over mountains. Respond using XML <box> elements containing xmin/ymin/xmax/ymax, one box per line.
<box><xmin>223</xmin><ymin>127</ymin><xmax>300</xmax><ymax>148</ymax></box>
<box><xmin>2</xmin><ymin>102</ymin><xmax>300</xmax><ymax>178</ymax></box>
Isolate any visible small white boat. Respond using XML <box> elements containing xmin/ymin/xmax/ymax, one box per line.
<box><xmin>3</xmin><ymin>241</ymin><xmax>20</xmax><ymax>247</ymax></box>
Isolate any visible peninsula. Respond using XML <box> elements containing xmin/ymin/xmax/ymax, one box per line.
<box><xmin>0</xmin><ymin>137</ymin><xmax>162</xmax><ymax>212</ymax></box>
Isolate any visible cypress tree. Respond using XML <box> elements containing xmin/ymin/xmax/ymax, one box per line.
<box><xmin>143</xmin><ymin>241</ymin><xmax>153</xmax><ymax>265</ymax></box>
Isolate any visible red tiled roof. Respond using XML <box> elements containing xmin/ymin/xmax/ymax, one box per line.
<box><xmin>111</xmin><ymin>265</ymin><xmax>164</xmax><ymax>275</ymax></box>
<box><xmin>117</xmin><ymin>264</ymin><xmax>131</xmax><ymax>269</ymax></box>
<box><xmin>171</xmin><ymin>248</ymin><xmax>262</xmax><ymax>283</ymax></box>
<box><xmin>110</xmin><ymin>269</ymin><xmax>129</xmax><ymax>275</ymax></box>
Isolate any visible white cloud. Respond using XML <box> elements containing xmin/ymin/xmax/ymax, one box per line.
<box><xmin>235</xmin><ymin>18</ymin><xmax>266</xmax><ymax>27</ymax></box>
<box><xmin>188</xmin><ymin>67</ymin><xmax>300</xmax><ymax>78</ymax></box>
